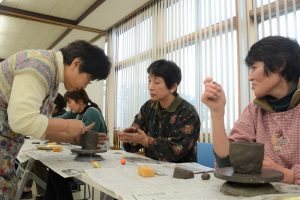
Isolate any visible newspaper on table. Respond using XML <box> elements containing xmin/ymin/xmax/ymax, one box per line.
<box><xmin>176</xmin><ymin>162</ymin><xmax>214</xmax><ymax>173</ymax></box>
<box><xmin>26</xmin><ymin>143</ymin><xmax>96</xmax><ymax>178</ymax></box>
<box><xmin>84</xmin><ymin>166</ymin><xmax>231</xmax><ymax>200</ymax></box>
<box><xmin>17</xmin><ymin>138</ymin><xmax>45</xmax><ymax>163</ymax></box>
<box><xmin>26</xmin><ymin>148</ymin><xmax>139</xmax><ymax>178</ymax></box>
<box><xmin>84</xmin><ymin>165</ymin><xmax>300</xmax><ymax>200</ymax></box>
<box><xmin>140</xmin><ymin>162</ymin><xmax>214</xmax><ymax>176</ymax></box>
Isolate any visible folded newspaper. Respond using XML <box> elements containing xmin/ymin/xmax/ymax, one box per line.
<box><xmin>137</xmin><ymin>162</ymin><xmax>214</xmax><ymax>176</ymax></box>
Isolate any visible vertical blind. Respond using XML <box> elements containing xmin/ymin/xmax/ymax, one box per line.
<box><xmin>109</xmin><ymin>0</ymin><xmax>238</xmax><ymax>141</ymax></box>
<box><xmin>252</xmin><ymin>0</ymin><xmax>300</xmax><ymax>40</ymax></box>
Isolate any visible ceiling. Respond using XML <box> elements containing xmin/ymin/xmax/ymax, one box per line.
<box><xmin>0</xmin><ymin>0</ymin><xmax>151</xmax><ymax>60</ymax></box>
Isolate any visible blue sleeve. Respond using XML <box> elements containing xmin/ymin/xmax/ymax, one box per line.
<box><xmin>82</xmin><ymin>108</ymin><xmax>107</xmax><ymax>133</ymax></box>
<box><xmin>214</xmin><ymin>152</ymin><xmax>231</xmax><ymax>168</ymax></box>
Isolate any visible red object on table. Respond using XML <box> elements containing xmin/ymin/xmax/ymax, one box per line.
<box><xmin>120</xmin><ymin>158</ymin><xmax>126</xmax><ymax>165</ymax></box>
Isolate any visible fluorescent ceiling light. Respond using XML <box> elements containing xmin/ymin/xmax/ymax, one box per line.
<box><xmin>0</xmin><ymin>0</ymin><xmax>3</xmax><ymax>3</ymax></box>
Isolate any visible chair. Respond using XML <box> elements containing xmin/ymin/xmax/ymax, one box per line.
<box><xmin>197</xmin><ymin>142</ymin><xmax>215</xmax><ymax>168</ymax></box>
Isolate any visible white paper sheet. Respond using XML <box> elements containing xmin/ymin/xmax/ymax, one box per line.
<box><xmin>25</xmin><ymin>148</ymin><xmax>146</xmax><ymax>178</ymax></box>
<box><xmin>139</xmin><ymin>162</ymin><xmax>214</xmax><ymax>176</ymax></box>
<box><xmin>17</xmin><ymin>138</ymin><xmax>44</xmax><ymax>163</ymax></box>
<box><xmin>18</xmin><ymin>141</ymin><xmax>300</xmax><ymax>200</ymax></box>
<box><xmin>84</xmin><ymin>167</ymin><xmax>235</xmax><ymax>200</ymax></box>
<box><xmin>84</xmin><ymin>166</ymin><xmax>300</xmax><ymax>200</ymax></box>
<box><xmin>176</xmin><ymin>162</ymin><xmax>214</xmax><ymax>173</ymax></box>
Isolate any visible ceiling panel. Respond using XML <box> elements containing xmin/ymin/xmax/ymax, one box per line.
<box><xmin>1</xmin><ymin>0</ymin><xmax>97</xmax><ymax>20</ymax></box>
<box><xmin>1</xmin><ymin>0</ymin><xmax>19</xmax><ymax>8</ymax></box>
<box><xmin>52</xmin><ymin>29</ymin><xmax>98</xmax><ymax>50</ymax></box>
<box><xmin>79</xmin><ymin>0</ymin><xmax>151</xmax><ymax>30</ymax></box>
<box><xmin>49</xmin><ymin>0</ymin><xmax>97</xmax><ymax>19</ymax></box>
<box><xmin>0</xmin><ymin>0</ymin><xmax>152</xmax><ymax>59</ymax></box>
<box><xmin>0</xmin><ymin>15</ymin><xmax>66</xmax><ymax>58</ymax></box>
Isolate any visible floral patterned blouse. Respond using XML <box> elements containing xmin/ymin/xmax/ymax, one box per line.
<box><xmin>124</xmin><ymin>95</ymin><xmax>200</xmax><ymax>163</ymax></box>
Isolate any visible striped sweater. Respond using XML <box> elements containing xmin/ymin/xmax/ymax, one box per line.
<box><xmin>0</xmin><ymin>50</ymin><xmax>63</xmax><ymax>138</ymax></box>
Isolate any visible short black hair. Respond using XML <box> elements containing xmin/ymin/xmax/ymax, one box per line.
<box><xmin>245</xmin><ymin>36</ymin><xmax>300</xmax><ymax>82</ymax></box>
<box><xmin>147</xmin><ymin>59</ymin><xmax>182</xmax><ymax>94</ymax></box>
<box><xmin>54</xmin><ymin>93</ymin><xmax>66</xmax><ymax>112</ymax></box>
<box><xmin>60</xmin><ymin>40</ymin><xmax>111</xmax><ymax>81</ymax></box>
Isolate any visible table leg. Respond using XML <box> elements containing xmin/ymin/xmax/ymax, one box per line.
<box><xmin>15</xmin><ymin>158</ymin><xmax>35</xmax><ymax>200</ymax></box>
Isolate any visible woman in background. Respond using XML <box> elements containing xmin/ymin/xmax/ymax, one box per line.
<box><xmin>52</xmin><ymin>93</ymin><xmax>67</xmax><ymax>117</ymax></box>
<box><xmin>59</xmin><ymin>89</ymin><xmax>107</xmax><ymax>133</ymax></box>
<box><xmin>45</xmin><ymin>89</ymin><xmax>107</xmax><ymax>200</ymax></box>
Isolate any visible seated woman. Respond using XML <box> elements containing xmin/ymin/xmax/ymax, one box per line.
<box><xmin>52</xmin><ymin>93</ymin><xmax>67</xmax><ymax>117</ymax></box>
<box><xmin>117</xmin><ymin>59</ymin><xmax>200</xmax><ymax>163</ymax></box>
<box><xmin>45</xmin><ymin>89</ymin><xmax>108</xmax><ymax>200</ymax></box>
<box><xmin>201</xmin><ymin>36</ymin><xmax>300</xmax><ymax>184</ymax></box>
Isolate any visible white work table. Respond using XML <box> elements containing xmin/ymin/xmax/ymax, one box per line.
<box><xmin>17</xmin><ymin>138</ymin><xmax>300</xmax><ymax>200</ymax></box>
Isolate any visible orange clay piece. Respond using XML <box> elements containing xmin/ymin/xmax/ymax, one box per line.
<box><xmin>138</xmin><ymin>166</ymin><xmax>155</xmax><ymax>177</ymax></box>
<box><xmin>52</xmin><ymin>146</ymin><xmax>62</xmax><ymax>152</ymax></box>
<box><xmin>120</xmin><ymin>158</ymin><xmax>126</xmax><ymax>165</ymax></box>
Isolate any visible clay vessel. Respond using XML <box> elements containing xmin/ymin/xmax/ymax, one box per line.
<box><xmin>230</xmin><ymin>141</ymin><xmax>264</xmax><ymax>174</ymax></box>
<box><xmin>80</xmin><ymin>131</ymin><xmax>99</xmax><ymax>150</ymax></box>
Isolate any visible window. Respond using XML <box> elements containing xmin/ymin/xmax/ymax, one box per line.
<box><xmin>116</xmin><ymin>61</ymin><xmax>150</xmax><ymax>128</ymax></box>
<box><xmin>252</xmin><ymin>0</ymin><xmax>300</xmax><ymax>40</ymax></box>
<box><xmin>111</xmin><ymin>0</ymin><xmax>238</xmax><ymax>138</ymax></box>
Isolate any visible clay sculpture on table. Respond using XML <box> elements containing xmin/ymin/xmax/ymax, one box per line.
<box><xmin>173</xmin><ymin>166</ymin><xmax>194</xmax><ymax>179</ymax></box>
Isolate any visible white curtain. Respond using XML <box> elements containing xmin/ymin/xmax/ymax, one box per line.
<box><xmin>252</xmin><ymin>0</ymin><xmax>300</xmax><ymax>40</ymax></box>
<box><xmin>109</xmin><ymin>0</ymin><xmax>238</xmax><ymax>142</ymax></box>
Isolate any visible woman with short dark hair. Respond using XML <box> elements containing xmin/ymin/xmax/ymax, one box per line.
<box><xmin>202</xmin><ymin>36</ymin><xmax>300</xmax><ymax>185</ymax></box>
<box><xmin>118</xmin><ymin>59</ymin><xmax>200</xmax><ymax>163</ymax></box>
<box><xmin>0</xmin><ymin>40</ymin><xmax>111</xmax><ymax>199</ymax></box>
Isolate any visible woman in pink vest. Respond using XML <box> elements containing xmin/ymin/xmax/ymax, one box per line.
<box><xmin>202</xmin><ymin>36</ymin><xmax>300</xmax><ymax>185</ymax></box>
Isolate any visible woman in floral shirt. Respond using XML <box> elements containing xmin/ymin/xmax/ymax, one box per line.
<box><xmin>118</xmin><ymin>59</ymin><xmax>200</xmax><ymax>163</ymax></box>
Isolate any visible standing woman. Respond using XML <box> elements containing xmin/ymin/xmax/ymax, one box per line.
<box><xmin>21</xmin><ymin>93</ymin><xmax>68</xmax><ymax>200</ymax></box>
<box><xmin>0</xmin><ymin>40</ymin><xmax>111</xmax><ymax>199</ymax></box>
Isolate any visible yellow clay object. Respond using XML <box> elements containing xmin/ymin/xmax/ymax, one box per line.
<box><xmin>92</xmin><ymin>160</ymin><xmax>101</xmax><ymax>168</ymax></box>
<box><xmin>138</xmin><ymin>166</ymin><xmax>155</xmax><ymax>177</ymax></box>
<box><xmin>47</xmin><ymin>142</ymin><xmax>57</xmax><ymax>145</ymax></box>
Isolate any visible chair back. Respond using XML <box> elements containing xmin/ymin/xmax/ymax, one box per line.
<box><xmin>197</xmin><ymin>142</ymin><xmax>214</xmax><ymax>168</ymax></box>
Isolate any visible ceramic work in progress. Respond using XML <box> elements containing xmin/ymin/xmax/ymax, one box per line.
<box><xmin>229</xmin><ymin>141</ymin><xmax>264</xmax><ymax>174</ymax></box>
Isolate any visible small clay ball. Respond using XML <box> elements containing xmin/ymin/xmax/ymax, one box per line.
<box><xmin>120</xmin><ymin>158</ymin><xmax>126</xmax><ymax>165</ymax></box>
<box><xmin>201</xmin><ymin>172</ymin><xmax>210</xmax><ymax>180</ymax></box>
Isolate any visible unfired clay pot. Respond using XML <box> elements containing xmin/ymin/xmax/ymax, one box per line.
<box><xmin>80</xmin><ymin>131</ymin><xmax>99</xmax><ymax>150</ymax></box>
<box><xmin>229</xmin><ymin>141</ymin><xmax>264</xmax><ymax>174</ymax></box>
